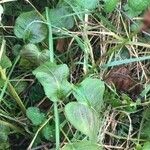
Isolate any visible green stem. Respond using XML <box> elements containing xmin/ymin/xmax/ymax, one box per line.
<box><xmin>45</xmin><ymin>7</ymin><xmax>60</xmax><ymax>150</ymax></box>
<box><xmin>46</xmin><ymin>7</ymin><xmax>54</xmax><ymax>63</ymax></box>
<box><xmin>54</xmin><ymin>102</ymin><xmax>60</xmax><ymax>150</ymax></box>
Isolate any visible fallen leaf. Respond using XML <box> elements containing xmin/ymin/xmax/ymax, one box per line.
<box><xmin>105</xmin><ymin>66</ymin><xmax>133</xmax><ymax>92</ymax></box>
<box><xmin>56</xmin><ymin>38</ymin><xmax>70</xmax><ymax>52</ymax></box>
<box><xmin>142</xmin><ymin>9</ymin><xmax>150</xmax><ymax>31</ymax></box>
<box><xmin>105</xmin><ymin>66</ymin><xmax>143</xmax><ymax>99</ymax></box>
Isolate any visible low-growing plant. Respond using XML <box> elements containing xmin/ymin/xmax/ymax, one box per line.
<box><xmin>1</xmin><ymin>0</ymin><xmax>150</xmax><ymax>149</ymax></box>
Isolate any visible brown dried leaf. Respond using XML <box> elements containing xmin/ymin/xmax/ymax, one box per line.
<box><xmin>56</xmin><ymin>38</ymin><xmax>71</xmax><ymax>52</ymax></box>
<box><xmin>105</xmin><ymin>66</ymin><xmax>143</xmax><ymax>98</ymax></box>
<box><xmin>142</xmin><ymin>9</ymin><xmax>150</xmax><ymax>31</ymax></box>
<box><xmin>56</xmin><ymin>38</ymin><xmax>66</xmax><ymax>52</ymax></box>
<box><xmin>105</xmin><ymin>66</ymin><xmax>133</xmax><ymax>92</ymax></box>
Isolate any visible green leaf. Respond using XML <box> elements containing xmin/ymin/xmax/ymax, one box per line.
<box><xmin>14</xmin><ymin>11</ymin><xmax>47</xmax><ymax>43</ymax></box>
<box><xmin>0</xmin><ymin>125</ymin><xmax>10</xmax><ymax>149</ymax></box>
<box><xmin>12</xmin><ymin>44</ymin><xmax>22</xmax><ymax>56</ymax></box>
<box><xmin>73</xmin><ymin>78</ymin><xmax>105</xmax><ymax>112</ymax></box>
<box><xmin>74</xmin><ymin>0</ymin><xmax>99</xmax><ymax>10</ymax></box>
<box><xmin>0</xmin><ymin>54</ymin><xmax>12</xmax><ymax>69</ymax></box>
<box><xmin>65</xmin><ymin>102</ymin><xmax>99</xmax><ymax>141</ymax></box>
<box><xmin>33</xmin><ymin>62</ymin><xmax>72</xmax><ymax>102</ymax></box>
<box><xmin>0</xmin><ymin>125</ymin><xmax>9</xmax><ymax>142</ymax></box>
<box><xmin>21</xmin><ymin>44</ymin><xmax>49</xmax><ymax>65</ymax></box>
<box><xmin>42</xmin><ymin>124</ymin><xmax>55</xmax><ymax>141</ymax></box>
<box><xmin>128</xmin><ymin>0</ymin><xmax>150</xmax><ymax>12</ymax></box>
<box><xmin>104</xmin><ymin>0</ymin><xmax>119</xmax><ymax>13</ymax></box>
<box><xmin>48</xmin><ymin>7</ymin><xmax>74</xmax><ymax>30</ymax></box>
<box><xmin>26</xmin><ymin>107</ymin><xmax>46</xmax><ymax>126</ymax></box>
<box><xmin>19</xmin><ymin>58</ymin><xmax>35</xmax><ymax>69</ymax></box>
<box><xmin>62</xmin><ymin>141</ymin><xmax>102</xmax><ymax>150</ymax></box>
<box><xmin>136</xmin><ymin>144</ymin><xmax>142</xmax><ymax>150</ymax></box>
<box><xmin>124</xmin><ymin>4</ymin><xmax>142</xmax><ymax>18</ymax></box>
<box><xmin>143</xmin><ymin>142</ymin><xmax>150</xmax><ymax>150</ymax></box>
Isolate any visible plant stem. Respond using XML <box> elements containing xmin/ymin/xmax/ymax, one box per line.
<box><xmin>54</xmin><ymin>102</ymin><xmax>60</xmax><ymax>150</ymax></box>
<box><xmin>46</xmin><ymin>7</ymin><xmax>54</xmax><ymax>63</ymax></box>
<box><xmin>45</xmin><ymin>7</ymin><xmax>60</xmax><ymax>150</ymax></box>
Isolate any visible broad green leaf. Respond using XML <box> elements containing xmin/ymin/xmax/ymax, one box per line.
<box><xmin>21</xmin><ymin>44</ymin><xmax>49</xmax><ymax>65</ymax></box>
<box><xmin>128</xmin><ymin>0</ymin><xmax>150</xmax><ymax>12</ymax></box>
<box><xmin>0</xmin><ymin>125</ymin><xmax>9</xmax><ymax>142</ymax></box>
<box><xmin>73</xmin><ymin>78</ymin><xmax>105</xmax><ymax>112</ymax></box>
<box><xmin>14</xmin><ymin>11</ymin><xmax>47</xmax><ymax>43</ymax></box>
<box><xmin>3</xmin><ymin>2</ymin><xmax>32</xmax><ymax>16</ymax></box>
<box><xmin>62</xmin><ymin>141</ymin><xmax>102</xmax><ymax>150</ymax></box>
<box><xmin>33</xmin><ymin>62</ymin><xmax>72</xmax><ymax>102</ymax></box>
<box><xmin>124</xmin><ymin>4</ymin><xmax>142</xmax><ymax>18</ymax></box>
<box><xmin>74</xmin><ymin>0</ymin><xmax>99</xmax><ymax>10</ymax></box>
<box><xmin>136</xmin><ymin>144</ymin><xmax>142</xmax><ymax>150</ymax></box>
<box><xmin>104</xmin><ymin>0</ymin><xmax>119</xmax><ymax>13</ymax></box>
<box><xmin>19</xmin><ymin>58</ymin><xmax>35</xmax><ymax>69</ymax></box>
<box><xmin>26</xmin><ymin>107</ymin><xmax>46</xmax><ymax>126</ymax></box>
<box><xmin>143</xmin><ymin>142</ymin><xmax>150</xmax><ymax>150</ymax></box>
<box><xmin>65</xmin><ymin>102</ymin><xmax>99</xmax><ymax>141</ymax></box>
<box><xmin>12</xmin><ymin>44</ymin><xmax>22</xmax><ymax>56</ymax></box>
<box><xmin>42</xmin><ymin>124</ymin><xmax>55</xmax><ymax>141</ymax></box>
<box><xmin>0</xmin><ymin>125</ymin><xmax>10</xmax><ymax>149</ymax></box>
<box><xmin>48</xmin><ymin>7</ymin><xmax>74</xmax><ymax>30</ymax></box>
<box><xmin>0</xmin><ymin>54</ymin><xmax>12</xmax><ymax>69</ymax></box>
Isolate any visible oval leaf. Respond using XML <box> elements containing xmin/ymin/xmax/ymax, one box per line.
<box><xmin>73</xmin><ymin>78</ymin><xmax>105</xmax><ymax>112</ymax></box>
<box><xmin>48</xmin><ymin>7</ymin><xmax>74</xmax><ymax>30</ymax></box>
<box><xmin>14</xmin><ymin>11</ymin><xmax>47</xmax><ymax>43</ymax></box>
<box><xmin>128</xmin><ymin>0</ymin><xmax>150</xmax><ymax>12</ymax></box>
<box><xmin>21</xmin><ymin>44</ymin><xmax>49</xmax><ymax>65</ymax></box>
<box><xmin>65</xmin><ymin>102</ymin><xmax>99</xmax><ymax>141</ymax></box>
<box><xmin>143</xmin><ymin>142</ymin><xmax>150</xmax><ymax>150</ymax></box>
<box><xmin>26</xmin><ymin>107</ymin><xmax>46</xmax><ymax>126</ymax></box>
<box><xmin>74</xmin><ymin>0</ymin><xmax>99</xmax><ymax>10</ymax></box>
<box><xmin>33</xmin><ymin>62</ymin><xmax>72</xmax><ymax>102</ymax></box>
<box><xmin>104</xmin><ymin>0</ymin><xmax>119</xmax><ymax>13</ymax></box>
